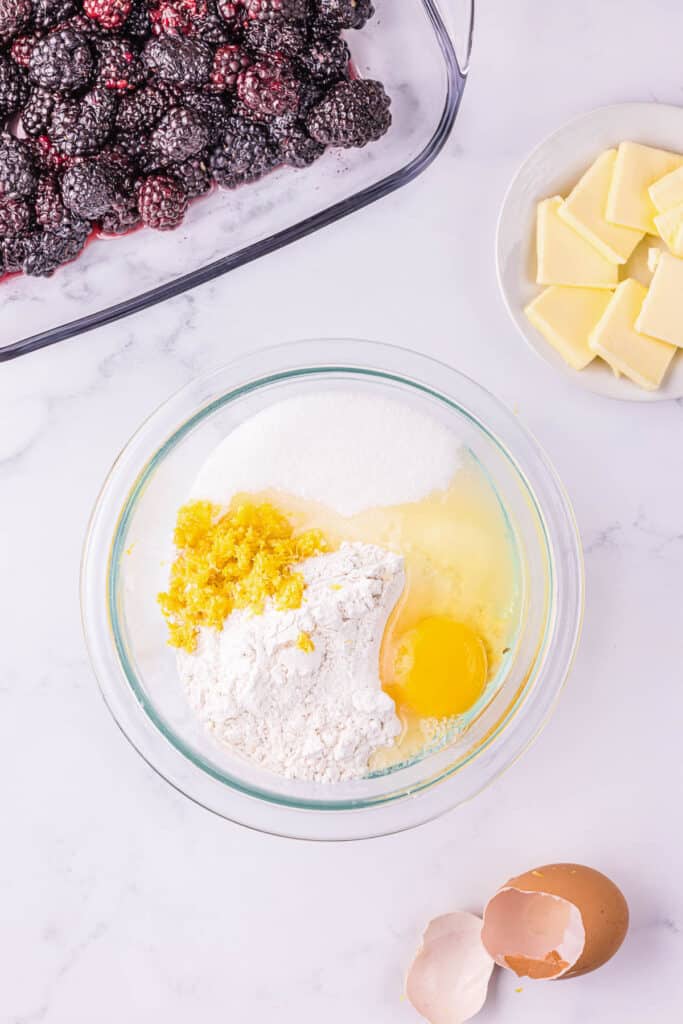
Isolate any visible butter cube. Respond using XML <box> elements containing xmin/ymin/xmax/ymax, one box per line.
<box><xmin>536</xmin><ymin>197</ymin><xmax>618</xmax><ymax>288</ymax></box>
<box><xmin>525</xmin><ymin>286</ymin><xmax>613</xmax><ymax>370</ymax></box>
<box><xmin>653</xmin><ymin>203</ymin><xmax>683</xmax><ymax>257</ymax></box>
<box><xmin>559</xmin><ymin>150</ymin><xmax>644</xmax><ymax>264</ymax></box>
<box><xmin>606</xmin><ymin>141</ymin><xmax>683</xmax><ymax>234</ymax></box>
<box><xmin>647</xmin><ymin>246</ymin><xmax>663</xmax><ymax>274</ymax></box>
<box><xmin>589</xmin><ymin>279</ymin><xmax>677</xmax><ymax>390</ymax></box>
<box><xmin>649</xmin><ymin>165</ymin><xmax>683</xmax><ymax>213</ymax></box>
<box><xmin>635</xmin><ymin>252</ymin><xmax>683</xmax><ymax>348</ymax></box>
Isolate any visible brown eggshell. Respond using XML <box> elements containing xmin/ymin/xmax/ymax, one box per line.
<box><xmin>482</xmin><ymin>863</ymin><xmax>629</xmax><ymax>980</ymax></box>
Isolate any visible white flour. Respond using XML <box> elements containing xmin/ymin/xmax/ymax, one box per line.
<box><xmin>178</xmin><ymin>542</ymin><xmax>405</xmax><ymax>782</ymax></box>
<box><xmin>191</xmin><ymin>391</ymin><xmax>463</xmax><ymax>516</ymax></box>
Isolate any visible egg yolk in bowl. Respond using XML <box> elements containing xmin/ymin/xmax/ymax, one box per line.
<box><xmin>385</xmin><ymin>617</ymin><xmax>488</xmax><ymax>719</ymax></box>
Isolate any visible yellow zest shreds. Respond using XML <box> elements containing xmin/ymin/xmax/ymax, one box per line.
<box><xmin>296</xmin><ymin>631</ymin><xmax>315</xmax><ymax>654</ymax></box>
<box><xmin>158</xmin><ymin>501</ymin><xmax>327</xmax><ymax>652</ymax></box>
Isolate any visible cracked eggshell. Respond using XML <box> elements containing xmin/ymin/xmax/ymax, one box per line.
<box><xmin>481</xmin><ymin>863</ymin><xmax>629</xmax><ymax>980</ymax></box>
<box><xmin>406</xmin><ymin>911</ymin><xmax>494</xmax><ymax>1024</ymax></box>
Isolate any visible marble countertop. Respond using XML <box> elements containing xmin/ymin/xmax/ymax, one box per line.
<box><xmin>2</xmin><ymin>1</ymin><xmax>683</xmax><ymax>1021</ymax></box>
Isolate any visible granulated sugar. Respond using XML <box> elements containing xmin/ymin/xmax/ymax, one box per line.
<box><xmin>191</xmin><ymin>391</ymin><xmax>463</xmax><ymax>515</ymax></box>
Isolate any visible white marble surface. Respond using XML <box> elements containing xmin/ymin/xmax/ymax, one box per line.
<box><xmin>2</xmin><ymin>1</ymin><xmax>683</xmax><ymax>1021</ymax></box>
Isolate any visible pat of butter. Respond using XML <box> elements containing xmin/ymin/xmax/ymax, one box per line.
<box><xmin>635</xmin><ymin>252</ymin><xmax>683</xmax><ymax>348</ymax></box>
<box><xmin>536</xmin><ymin>197</ymin><xmax>618</xmax><ymax>288</ymax></box>
<box><xmin>653</xmin><ymin>203</ymin><xmax>683</xmax><ymax>257</ymax></box>
<box><xmin>589</xmin><ymin>279</ymin><xmax>677</xmax><ymax>390</ymax></box>
<box><xmin>525</xmin><ymin>286</ymin><xmax>613</xmax><ymax>370</ymax></box>
<box><xmin>559</xmin><ymin>150</ymin><xmax>644</xmax><ymax>264</ymax></box>
<box><xmin>649</xmin><ymin>165</ymin><xmax>683</xmax><ymax>214</ymax></box>
<box><xmin>606</xmin><ymin>141</ymin><xmax>683</xmax><ymax>234</ymax></box>
<box><xmin>647</xmin><ymin>246</ymin><xmax>663</xmax><ymax>274</ymax></box>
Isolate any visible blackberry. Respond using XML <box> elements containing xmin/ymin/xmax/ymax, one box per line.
<box><xmin>149</xmin><ymin>0</ymin><xmax>193</xmax><ymax>35</ymax></box>
<box><xmin>237</xmin><ymin>55</ymin><xmax>300</xmax><ymax>118</ymax></box>
<box><xmin>0</xmin><ymin>135</ymin><xmax>37</xmax><ymax>198</ymax></box>
<box><xmin>2</xmin><ymin>220</ymin><xmax>88</xmax><ymax>276</ymax></box>
<box><xmin>0</xmin><ymin>198</ymin><xmax>32</xmax><ymax>237</ymax></box>
<box><xmin>61</xmin><ymin>159</ymin><xmax>120</xmax><ymax>217</ymax></box>
<box><xmin>197</xmin><ymin>17</ymin><xmax>230</xmax><ymax>45</ymax></box>
<box><xmin>0</xmin><ymin>55</ymin><xmax>25</xmax><ymax>121</ymax></box>
<box><xmin>143</xmin><ymin>34</ymin><xmax>212</xmax><ymax>86</ymax></box>
<box><xmin>95</xmin><ymin>37</ymin><xmax>144</xmax><ymax>91</ymax></box>
<box><xmin>244</xmin><ymin>0</ymin><xmax>309</xmax><ymax>23</ymax></box>
<box><xmin>316</xmin><ymin>0</ymin><xmax>374</xmax><ymax>30</ymax></box>
<box><xmin>306</xmin><ymin>78</ymin><xmax>390</xmax><ymax>147</ymax></box>
<box><xmin>23</xmin><ymin>239</ymin><xmax>62</xmax><ymax>275</ymax></box>
<box><xmin>209</xmin><ymin>114</ymin><xmax>277</xmax><ymax>187</ymax></box>
<box><xmin>192</xmin><ymin>2</ymin><xmax>231</xmax><ymax>44</ymax></box>
<box><xmin>50</xmin><ymin>87</ymin><xmax>117</xmax><ymax>156</ymax></box>
<box><xmin>31</xmin><ymin>0</ymin><xmax>78</xmax><ymax>31</ymax></box>
<box><xmin>242</xmin><ymin>18</ymin><xmax>305</xmax><ymax>56</ymax></box>
<box><xmin>99</xmin><ymin>141</ymin><xmax>137</xmax><ymax>180</ymax></box>
<box><xmin>27</xmin><ymin>216</ymin><xmax>89</xmax><ymax>274</ymax></box>
<box><xmin>148</xmin><ymin>0</ymin><xmax>225</xmax><ymax>39</ymax></box>
<box><xmin>125</xmin><ymin>0</ymin><xmax>151</xmax><ymax>37</ymax></box>
<box><xmin>3</xmin><ymin>232</ymin><xmax>43</xmax><ymax>274</ymax></box>
<box><xmin>59</xmin><ymin>13</ymin><xmax>102</xmax><ymax>36</ymax></box>
<box><xmin>11</xmin><ymin>35</ymin><xmax>41</xmax><ymax>69</ymax></box>
<box><xmin>173</xmin><ymin>153</ymin><xmax>211</xmax><ymax>196</ymax></box>
<box><xmin>29</xmin><ymin>133</ymin><xmax>73</xmax><ymax>173</ymax></box>
<box><xmin>137</xmin><ymin>172</ymin><xmax>187</xmax><ymax>229</ymax></box>
<box><xmin>28</xmin><ymin>28</ymin><xmax>94</xmax><ymax>93</ymax></box>
<box><xmin>40</xmin><ymin>213</ymin><xmax>90</xmax><ymax>266</ymax></box>
<box><xmin>114</xmin><ymin>129</ymin><xmax>163</xmax><ymax>172</ymax></box>
<box><xmin>99</xmin><ymin>193</ymin><xmax>140</xmax><ymax>233</ymax></box>
<box><xmin>83</xmin><ymin>0</ymin><xmax>133</xmax><ymax>30</ymax></box>
<box><xmin>21</xmin><ymin>87</ymin><xmax>57</xmax><ymax>137</ymax></box>
<box><xmin>35</xmin><ymin>173</ymin><xmax>67</xmax><ymax>227</ymax></box>
<box><xmin>112</xmin><ymin>129</ymin><xmax>147</xmax><ymax>164</ymax></box>
<box><xmin>216</xmin><ymin>0</ymin><xmax>243</xmax><ymax>25</ymax></box>
<box><xmin>115</xmin><ymin>81</ymin><xmax>175</xmax><ymax>133</ymax></box>
<box><xmin>273</xmin><ymin>121</ymin><xmax>323</xmax><ymax>167</ymax></box>
<box><xmin>181</xmin><ymin>87</ymin><xmax>229</xmax><ymax>144</ymax></box>
<box><xmin>208</xmin><ymin>43</ymin><xmax>251</xmax><ymax>92</ymax></box>
<box><xmin>300</xmin><ymin>28</ymin><xmax>349</xmax><ymax>82</ymax></box>
<box><xmin>0</xmin><ymin>0</ymin><xmax>31</xmax><ymax>43</ymax></box>
<box><xmin>231</xmin><ymin>96</ymin><xmax>263</xmax><ymax>122</ymax></box>
<box><xmin>150</xmin><ymin>105</ymin><xmax>209</xmax><ymax>162</ymax></box>
<box><xmin>296</xmin><ymin>74</ymin><xmax>326</xmax><ymax>115</ymax></box>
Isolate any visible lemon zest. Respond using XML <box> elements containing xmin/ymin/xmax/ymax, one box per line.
<box><xmin>296</xmin><ymin>631</ymin><xmax>315</xmax><ymax>654</ymax></box>
<box><xmin>158</xmin><ymin>500</ymin><xmax>326</xmax><ymax>652</ymax></box>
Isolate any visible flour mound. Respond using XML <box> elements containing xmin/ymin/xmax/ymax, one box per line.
<box><xmin>177</xmin><ymin>542</ymin><xmax>405</xmax><ymax>783</ymax></box>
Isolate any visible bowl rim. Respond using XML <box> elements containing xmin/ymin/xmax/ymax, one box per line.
<box><xmin>81</xmin><ymin>340</ymin><xmax>584</xmax><ymax>840</ymax></box>
<box><xmin>1</xmin><ymin>0</ymin><xmax>471</xmax><ymax>364</ymax></box>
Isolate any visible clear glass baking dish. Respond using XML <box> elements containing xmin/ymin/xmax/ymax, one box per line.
<box><xmin>1</xmin><ymin>0</ymin><xmax>473</xmax><ymax>362</ymax></box>
<box><xmin>81</xmin><ymin>340</ymin><xmax>584</xmax><ymax>841</ymax></box>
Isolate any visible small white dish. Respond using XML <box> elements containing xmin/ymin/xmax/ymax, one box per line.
<box><xmin>496</xmin><ymin>102</ymin><xmax>683</xmax><ymax>402</ymax></box>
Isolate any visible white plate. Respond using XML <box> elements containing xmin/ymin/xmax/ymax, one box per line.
<box><xmin>496</xmin><ymin>102</ymin><xmax>683</xmax><ymax>402</ymax></box>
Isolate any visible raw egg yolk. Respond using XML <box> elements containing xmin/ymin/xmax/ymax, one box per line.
<box><xmin>391</xmin><ymin>617</ymin><xmax>488</xmax><ymax>718</ymax></box>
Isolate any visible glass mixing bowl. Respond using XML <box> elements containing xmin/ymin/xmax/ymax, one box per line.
<box><xmin>81</xmin><ymin>340</ymin><xmax>583</xmax><ymax>840</ymax></box>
